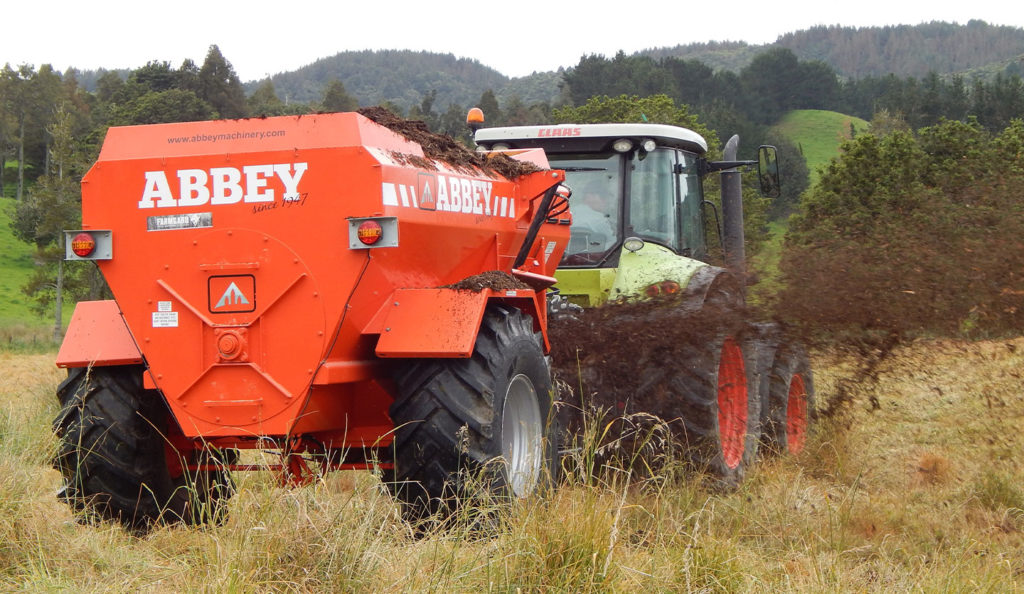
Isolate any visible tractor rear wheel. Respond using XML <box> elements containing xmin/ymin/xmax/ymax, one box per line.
<box><xmin>761</xmin><ymin>345</ymin><xmax>816</xmax><ymax>455</ymax></box>
<box><xmin>52</xmin><ymin>365</ymin><xmax>233</xmax><ymax>531</ymax></box>
<box><xmin>387</xmin><ymin>304</ymin><xmax>558</xmax><ymax>523</ymax></box>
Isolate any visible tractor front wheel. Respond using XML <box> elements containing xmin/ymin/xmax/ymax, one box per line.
<box><xmin>671</xmin><ymin>329</ymin><xmax>761</xmax><ymax>488</ymax></box>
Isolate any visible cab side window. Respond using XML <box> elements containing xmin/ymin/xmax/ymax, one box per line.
<box><xmin>677</xmin><ymin>151</ymin><xmax>705</xmax><ymax>259</ymax></box>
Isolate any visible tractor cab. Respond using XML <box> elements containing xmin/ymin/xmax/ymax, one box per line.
<box><xmin>476</xmin><ymin>122</ymin><xmax>779</xmax><ymax>306</ymax></box>
<box><xmin>476</xmin><ymin>124</ymin><xmax>710</xmax><ymax>267</ymax></box>
<box><xmin>476</xmin><ymin>123</ymin><xmax>767</xmax><ymax>306</ymax></box>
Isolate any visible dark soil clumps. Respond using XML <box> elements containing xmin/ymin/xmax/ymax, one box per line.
<box><xmin>357</xmin><ymin>107</ymin><xmax>539</xmax><ymax>180</ymax></box>
<box><xmin>443</xmin><ymin>271</ymin><xmax>532</xmax><ymax>292</ymax></box>
<box><xmin>548</xmin><ymin>297</ymin><xmax>751</xmax><ymax>474</ymax></box>
<box><xmin>550</xmin><ymin>298</ymin><xmax>740</xmax><ymax>410</ymax></box>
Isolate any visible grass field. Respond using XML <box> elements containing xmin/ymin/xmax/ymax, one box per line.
<box><xmin>0</xmin><ymin>198</ymin><xmax>37</xmax><ymax>319</ymax></box>
<box><xmin>773</xmin><ymin>110</ymin><xmax>870</xmax><ymax>184</ymax></box>
<box><xmin>2</xmin><ymin>340</ymin><xmax>1023</xmax><ymax>591</ymax></box>
<box><xmin>0</xmin><ymin>197</ymin><xmax>71</xmax><ymax>348</ymax></box>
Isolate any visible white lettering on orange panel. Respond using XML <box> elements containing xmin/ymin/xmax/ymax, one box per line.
<box><xmin>138</xmin><ymin>162</ymin><xmax>309</xmax><ymax>209</ymax></box>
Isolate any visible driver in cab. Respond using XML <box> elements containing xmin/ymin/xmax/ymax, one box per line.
<box><xmin>569</xmin><ymin>180</ymin><xmax>615</xmax><ymax>242</ymax></box>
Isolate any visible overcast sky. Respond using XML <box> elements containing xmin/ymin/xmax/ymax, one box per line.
<box><xmin>6</xmin><ymin>1</ymin><xmax>1024</xmax><ymax>82</ymax></box>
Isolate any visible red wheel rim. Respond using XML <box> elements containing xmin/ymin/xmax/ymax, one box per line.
<box><xmin>717</xmin><ymin>337</ymin><xmax>748</xmax><ymax>469</ymax></box>
<box><xmin>786</xmin><ymin>373</ymin><xmax>808</xmax><ymax>454</ymax></box>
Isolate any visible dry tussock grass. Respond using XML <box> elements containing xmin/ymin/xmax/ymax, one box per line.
<box><xmin>2</xmin><ymin>340</ymin><xmax>1024</xmax><ymax>591</ymax></box>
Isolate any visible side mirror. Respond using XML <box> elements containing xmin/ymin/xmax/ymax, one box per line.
<box><xmin>757</xmin><ymin>145</ymin><xmax>781</xmax><ymax>198</ymax></box>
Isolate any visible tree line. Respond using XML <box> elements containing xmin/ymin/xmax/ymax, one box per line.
<box><xmin>646</xmin><ymin>21</ymin><xmax>1024</xmax><ymax>81</ymax></box>
<box><xmin>773</xmin><ymin>21</ymin><xmax>1024</xmax><ymax>80</ymax></box>
<box><xmin>561</xmin><ymin>49</ymin><xmax>1024</xmax><ymax>137</ymax></box>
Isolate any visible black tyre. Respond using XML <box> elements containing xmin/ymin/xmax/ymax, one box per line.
<box><xmin>761</xmin><ymin>345</ymin><xmax>816</xmax><ymax>455</ymax></box>
<box><xmin>680</xmin><ymin>274</ymin><xmax>762</xmax><ymax>485</ymax></box>
<box><xmin>386</xmin><ymin>304</ymin><xmax>558</xmax><ymax>522</ymax></box>
<box><xmin>744</xmin><ymin>323</ymin><xmax>782</xmax><ymax>454</ymax></box>
<box><xmin>53</xmin><ymin>365</ymin><xmax>234</xmax><ymax>531</ymax></box>
<box><xmin>671</xmin><ymin>328</ymin><xmax>761</xmax><ymax>487</ymax></box>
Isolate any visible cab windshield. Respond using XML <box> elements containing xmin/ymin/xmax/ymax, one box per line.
<box><xmin>553</xmin><ymin>148</ymin><xmax>706</xmax><ymax>266</ymax></box>
<box><xmin>550</xmin><ymin>153</ymin><xmax>622</xmax><ymax>266</ymax></box>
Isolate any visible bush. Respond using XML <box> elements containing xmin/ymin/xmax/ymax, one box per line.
<box><xmin>776</xmin><ymin>118</ymin><xmax>1024</xmax><ymax>339</ymax></box>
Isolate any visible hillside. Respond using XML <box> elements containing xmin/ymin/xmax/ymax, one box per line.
<box><xmin>643</xmin><ymin>40</ymin><xmax>765</xmax><ymax>73</ymax></box>
<box><xmin>259</xmin><ymin>50</ymin><xmax>510</xmax><ymax>113</ymax></box>
<box><xmin>0</xmin><ymin>198</ymin><xmax>47</xmax><ymax>337</ymax></box>
<box><xmin>75</xmin><ymin>21</ymin><xmax>1024</xmax><ymax>120</ymax></box>
<box><xmin>776</xmin><ymin>20</ymin><xmax>1024</xmax><ymax>79</ymax></box>
<box><xmin>255</xmin><ymin>49</ymin><xmax>566</xmax><ymax>114</ymax></box>
<box><xmin>747</xmin><ymin>109</ymin><xmax>869</xmax><ymax>306</ymax></box>
<box><xmin>772</xmin><ymin>110</ymin><xmax>870</xmax><ymax>183</ymax></box>
<box><xmin>648</xmin><ymin>20</ymin><xmax>1024</xmax><ymax>80</ymax></box>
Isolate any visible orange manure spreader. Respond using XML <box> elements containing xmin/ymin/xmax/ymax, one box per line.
<box><xmin>53</xmin><ymin>109</ymin><xmax>571</xmax><ymax>529</ymax></box>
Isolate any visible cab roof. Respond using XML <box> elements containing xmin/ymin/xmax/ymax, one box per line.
<box><xmin>474</xmin><ymin>123</ymin><xmax>708</xmax><ymax>155</ymax></box>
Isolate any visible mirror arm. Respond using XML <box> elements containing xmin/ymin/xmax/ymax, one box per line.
<box><xmin>700</xmin><ymin>159</ymin><xmax>757</xmax><ymax>175</ymax></box>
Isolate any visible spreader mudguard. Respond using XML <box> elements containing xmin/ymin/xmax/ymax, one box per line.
<box><xmin>56</xmin><ymin>300</ymin><xmax>143</xmax><ymax>368</ymax></box>
<box><xmin>370</xmin><ymin>287</ymin><xmax>545</xmax><ymax>358</ymax></box>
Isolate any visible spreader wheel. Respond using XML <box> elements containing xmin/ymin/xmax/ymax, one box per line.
<box><xmin>53</xmin><ymin>365</ymin><xmax>234</xmax><ymax>531</ymax></box>
<box><xmin>386</xmin><ymin>304</ymin><xmax>558</xmax><ymax>523</ymax></box>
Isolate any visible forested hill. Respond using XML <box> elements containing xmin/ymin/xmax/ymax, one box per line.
<box><xmin>776</xmin><ymin>20</ymin><xmax>1024</xmax><ymax>78</ymax></box>
<box><xmin>262</xmin><ymin>50</ymin><xmax>509</xmax><ymax>110</ymax></box>
<box><xmin>253</xmin><ymin>21</ymin><xmax>1024</xmax><ymax>115</ymax></box>
<box><xmin>253</xmin><ymin>49</ymin><xmax>565</xmax><ymax>112</ymax></box>
<box><xmin>649</xmin><ymin>20</ymin><xmax>1024</xmax><ymax>79</ymax></box>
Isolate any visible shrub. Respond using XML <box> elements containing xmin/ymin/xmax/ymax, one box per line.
<box><xmin>777</xmin><ymin>119</ymin><xmax>1024</xmax><ymax>339</ymax></box>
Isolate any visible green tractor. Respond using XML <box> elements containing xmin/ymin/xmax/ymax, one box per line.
<box><xmin>474</xmin><ymin>120</ymin><xmax>813</xmax><ymax>485</ymax></box>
